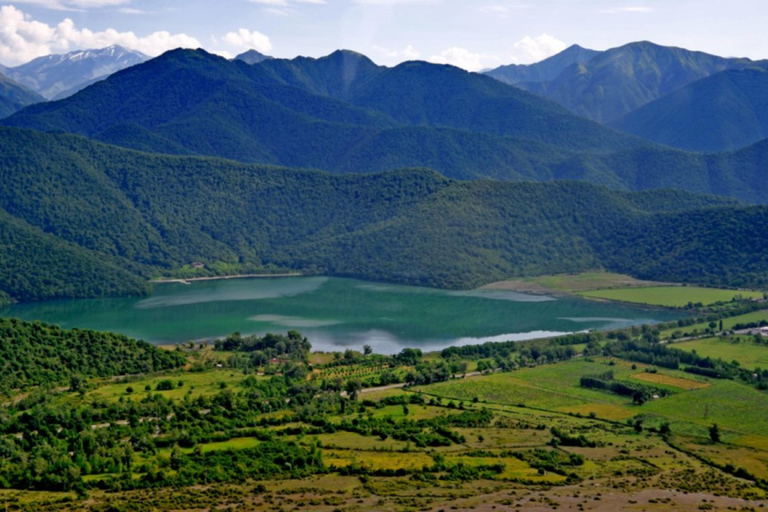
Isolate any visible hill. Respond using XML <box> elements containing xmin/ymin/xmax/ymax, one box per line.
<box><xmin>521</xmin><ymin>41</ymin><xmax>753</xmax><ymax>123</ymax></box>
<box><xmin>1</xmin><ymin>127</ymin><xmax>767</xmax><ymax>303</ymax></box>
<box><xmin>485</xmin><ymin>44</ymin><xmax>600</xmax><ymax>85</ymax></box>
<box><xmin>5</xmin><ymin>45</ymin><xmax>148</xmax><ymax>100</ymax></box>
<box><xmin>611</xmin><ymin>66</ymin><xmax>768</xmax><ymax>152</ymax></box>
<box><xmin>0</xmin><ymin>317</ymin><xmax>185</xmax><ymax>395</ymax></box>
<box><xmin>0</xmin><ymin>73</ymin><xmax>43</xmax><ymax>118</ymax></box>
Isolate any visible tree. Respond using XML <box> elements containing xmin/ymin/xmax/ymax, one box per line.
<box><xmin>345</xmin><ymin>379</ymin><xmax>362</xmax><ymax>400</ymax></box>
<box><xmin>363</xmin><ymin>345</ymin><xmax>372</xmax><ymax>356</ymax></box>
<box><xmin>709</xmin><ymin>423</ymin><xmax>721</xmax><ymax>443</ymax></box>
<box><xmin>69</xmin><ymin>375</ymin><xmax>84</xmax><ymax>393</ymax></box>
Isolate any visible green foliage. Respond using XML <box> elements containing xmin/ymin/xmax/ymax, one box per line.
<box><xmin>0</xmin><ymin>317</ymin><xmax>185</xmax><ymax>395</ymax></box>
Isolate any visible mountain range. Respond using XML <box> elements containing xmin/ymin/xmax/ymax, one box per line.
<box><xmin>1</xmin><ymin>42</ymin><xmax>768</xmax><ymax>304</ymax></box>
<box><xmin>6</xmin><ymin>47</ymin><xmax>768</xmax><ymax>202</ymax></box>
<box><xmin>506</xmin><ymin>41</ymin><xmax>754</xmax><ymax>123</ymax></box>
<box><xmin>3</xmin><ymin>45</ymin><xmax>148</xmax><ymax>100</ymax></box>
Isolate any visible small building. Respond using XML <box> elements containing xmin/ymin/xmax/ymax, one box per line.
<box><xmin>191</xmin><ymin>262</ymin><xmax>205</xmax><ymax>269</ymax></box>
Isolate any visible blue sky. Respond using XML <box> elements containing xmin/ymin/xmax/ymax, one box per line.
<box><xmin>1</xmin><ymin>0</ymin><xmax>767</xmax><ymax>68</ymax></box>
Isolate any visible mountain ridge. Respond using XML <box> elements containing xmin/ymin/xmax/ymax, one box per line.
<box><xmin>5</xmin><ymin>45</ymin><xmax>149</xmax><ymax>100</ymax></box>
<box><xmin>485</xmin><ymin>44</ymin><xmax>600</xmax><ymax>85</ymax></box>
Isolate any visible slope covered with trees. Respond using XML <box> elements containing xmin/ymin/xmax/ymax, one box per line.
<box><xmin>0</xmin><ymin>317</ymin><xmax>185</xmax><ymax>395</ymax></box>
<box><xmin>0</xmin><ymin>127</ymin><xmax>766</xmax><ymax>303</ymax></box>
<box><xmin>1</xmin><ymin>48</ymin><xmax>643</xmax><ymax>171</ymax></box>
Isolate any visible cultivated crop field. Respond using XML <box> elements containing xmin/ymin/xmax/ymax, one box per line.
<box><xmin>578</xmin><ymin>286</ymin><xmax>762</xmax><ymax>307</ymax></box>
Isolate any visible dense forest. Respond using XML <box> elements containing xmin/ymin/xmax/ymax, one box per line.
<box><xmin>0</xmin><ymin>318</ymin><xmax>185</xmax><ymax>395</ymax></box>
<box><xmin>0</xmin><ymin>127</ymin><xmax>767</xmax><ymax>302</ymax></box>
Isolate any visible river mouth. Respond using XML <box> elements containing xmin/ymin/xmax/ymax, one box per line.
<box><xmin>1</xmin><ymin>276</ymin><xmax>682</xmax><ymax>354</ymax></box>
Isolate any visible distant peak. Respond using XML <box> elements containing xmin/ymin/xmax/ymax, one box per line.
<box><xmin>234</xmin><ymin>49</ymin><xmax>272</xmax><ymax>64</ymax></box>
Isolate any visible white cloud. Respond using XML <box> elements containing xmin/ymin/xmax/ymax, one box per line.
<box><xmin>428</xmin><ymin>47</ymin><xmax>498</xmax><ymax>72</ymax></box>
<box><xmin>508</xmin><ymin>34</ymin><xmax>567</xmax><ymax>64</ymax></box>
<box><xmin>601</xmin><ymin>6</ymin><xmax>653</xmax><ymax>14</ymax></box>
<box><xmin>221</xmin><ymin>28</ymin><xmax>272</xmax><ymax>53</ymax></box>
<box><xmin>0</xmin><ymin>5</ymin><xmax>200</xmax><ymax>65</ymax></box>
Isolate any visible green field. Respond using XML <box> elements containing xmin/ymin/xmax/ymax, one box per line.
<box><xmin>578</xmin><ymin>286</ymin><xmax>762</xmax><ymax>307</ymax></box>
<box><xmin>482</xmin><ymin>271</ymin><xmax>665</xmax><ymax>294</ymax></box>
<box><xmin>673</xmin><ymin>337</ymin><xmax>768</xmax><ymax>368</ymax></box>
<box><xmin>642</xmin><ymin>380</ymin><xmax>768</xmax><ymax>438</ymax></box>
<box><xmin>75</xmin><ymin>369</ymin><xmax>254</xmax><ymax>403</ymax></box>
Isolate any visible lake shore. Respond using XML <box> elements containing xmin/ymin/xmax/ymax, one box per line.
<box><xmin>152</xmin><ymin>272</ymin><xmax>304</xmax><ymax>284</ymax></box>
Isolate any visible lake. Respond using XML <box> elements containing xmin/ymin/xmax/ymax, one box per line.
<box><xmin>1</xmin><ymin>276</ymin><xmax>682</xmax><ymax>354</ymax></box>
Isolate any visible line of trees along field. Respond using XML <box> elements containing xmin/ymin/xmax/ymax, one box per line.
<box><xmin>1</xmin><ymin>127</ymin><xmax>768</xmax><ymax>302</ymax></box>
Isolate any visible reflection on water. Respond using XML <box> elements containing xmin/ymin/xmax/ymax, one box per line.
<box><xmin>2</xmin><ymin>277</ymin><xmax>682</xmax><ymax>354</ymax></box>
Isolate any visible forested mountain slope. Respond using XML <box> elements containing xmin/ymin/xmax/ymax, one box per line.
<box><xmin>0</xmin><ymin>127</ymin><xmax>766</xmax><ymax>303</ymax></box>
<box><xmin>2</xmin><ymin>48</ymin><xmax>643</xmax><ymax>169</ymax></box>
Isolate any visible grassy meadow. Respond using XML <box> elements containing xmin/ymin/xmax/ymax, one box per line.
<box><xmin>578</xmin><ymin>286</ymin><xmax>763</xmax><ymax>307</ymax></box>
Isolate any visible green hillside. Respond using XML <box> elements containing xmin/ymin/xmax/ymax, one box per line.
<box><xmin>1</xmin><ymin>127</ymin><xmax>766</xmax><ymax>303</ymax></box>
<box><xmin>0</xmin><ymin>317</ymin><xmax>185</xmax><ymax>394</ymax></box>
<box><xmin>611</xmin><ymin>66</ymin><xmax>768</xmax><ymax>152</ymax></box>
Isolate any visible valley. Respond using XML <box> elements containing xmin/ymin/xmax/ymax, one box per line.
<box><xmin>1</xmin><ymin>9</ymin><xmax>768</xmax><ymax>510</ymax></box>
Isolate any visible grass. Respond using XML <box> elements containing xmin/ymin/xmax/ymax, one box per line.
<box><xmin>76</xmin><ymin>369</ymin><xmax>253</xmax><ymax>403</ymax></box>
<box><xmin>481</xmin><ymin>271</ymin><xmax>665</xmax><ymax>294</ymax></box>
<box><xmin>673</xmin><ymin>337</ymin><xmax>768</xmax><ymax>368</ymax></box>
<box><xmin>642</xmin><ymin>380</ymin><xmax>768</xmax><ymax>437</ymax></box>
<box><xmin>578</xmin><ymin>286</ymin><xmax>762</xmax><ymax>308</ymax></box>
<box><xmin>323</xmin><ymin>450</ymin><xmax>434</xmax><ymax>470</ymax></box>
